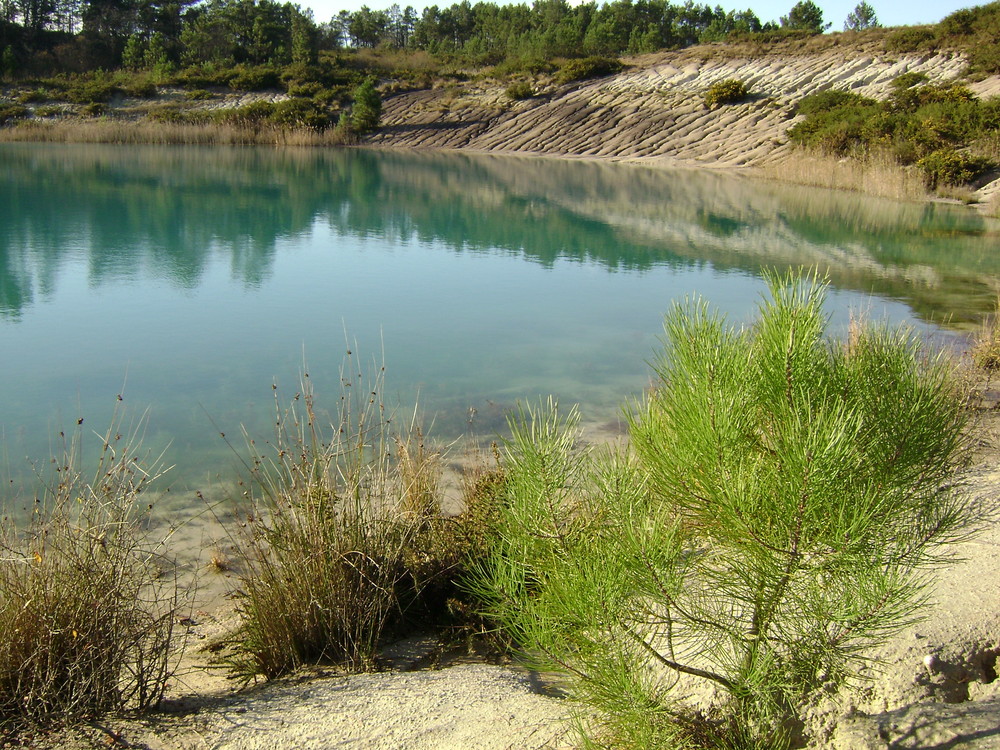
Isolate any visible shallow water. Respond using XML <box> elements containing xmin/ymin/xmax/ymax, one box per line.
<box><xmin>2</xmin><ymin>143</ymin><xmax>998</xmax><ymax>501</ymax></box>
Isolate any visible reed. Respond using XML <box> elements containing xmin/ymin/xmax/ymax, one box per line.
<box><xmin>761</xmin><ymin>149</ymin><xmax>928</xmax><ymax>201</ymax></box>
<box><xmin>0</xmin><ymin>118</ymin><xmax>355</xmax><ymax>146</ymax></box>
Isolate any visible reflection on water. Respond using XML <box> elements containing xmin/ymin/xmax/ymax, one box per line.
<box><xmin>1</xmin><ymin>143</ymin><xmax>996</xmax><ymax>495</ymax></box>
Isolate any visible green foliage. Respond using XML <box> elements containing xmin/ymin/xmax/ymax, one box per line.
<box><xmin>216</xmin><ymin>100</ymin><xmax>275</xmax><ymax>125</ymax></box>
<box><xmin>796</xmin><ymin>89</ymin><xmax>875</xmax><ymax>116</ymax></box>
<box><xmin>791</xmin><ymin>84</ymin><xmax>1000</xmax><ymax>185</ymax></box>
<box><xmin>268</xmin><ymin>98</ymin><xmax>330</xmax><ymax>129</ymax></box>
<box><xmin>0</xmin><ymin>103</ymin><xmax>29</xmax><ymax>125</ymax></box>
<box><xmin>884</xmin><ymin>26</ymin><xmax>938</xmax><ymax>53</ymax></box>
<box><xmin>1</xmin><ymin>46</ymin><xmax>17</xmax><ymax>80</ymax></box>
<box><xmin>62</xmin><ymin>76</ymin><xmax>122</xmax><ymax>104</ymax></box>
<box><xmin>470</xmin><ymin>272</ymin><xmax>976</xmax><ymax>749</ymax></box>
<box><xmin>917</xmin><ymin>148</ymin><xmax>995</xmax><ymax>189</ymax></box>
<box><xmin>505</xmin><ymin>80</ymin><xmax>534</xmax><ymax>100</ymax></box>
<box><xmin>704</xmin><ymin>78</ymin><xmax>750</xmax><ymax>108</ymax></box>
<box><xmin>780</xmin><ymin>1</ymin><xmax>829</xmax><ymax>33</ymax></box>
<box><xmin>349</xmin><ymin>76</ymin><xmax>381</xmax><ymax>133</ymax></box>
<box><xmin>17</xmin><ymin>88</ymin><xmax>48</xmax><ymax>103</ymax></box>
<box><xmin>555</xmin><ymin>56</ymin><xmax>623</xmax><ymax>85</ymax></box>
<box><xmin>0</xmin><ymin>419</ymin><xmax>181</xmax><ymax>730</ymax></box>
<box><xmin>890</xmin><ymin>71</ymin><xmax>928</xmax><ymax>91</ymax></box>
<box><xmin>844</xmin><ymin>1</ymin><xmax>879</xmax><ymax>31</ymax></box>
<box><xmin>228</xmin><ymin>65</ymin><xmax>282</xmax><ymax>92</ymax></box>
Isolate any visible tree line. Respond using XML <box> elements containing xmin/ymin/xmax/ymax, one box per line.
<box><xmin>1</xmin><ymin>0</ymin><xmax>879</xmax><ymax>79</ymax></box>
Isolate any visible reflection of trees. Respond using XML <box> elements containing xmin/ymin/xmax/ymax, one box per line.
<box><xmin>1</xmin><ymin>144</ymin><xmax>999</xmax><ymax>326</ymax></box>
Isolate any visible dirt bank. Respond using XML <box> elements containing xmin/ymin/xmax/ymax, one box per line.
<box><xmin>369</xmin><ymin>42</ymin><xmax>1000</xmax><ymax>202</ymax></box>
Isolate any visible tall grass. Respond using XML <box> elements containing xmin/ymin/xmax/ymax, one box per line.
<box><xmin>762</xmin><ymin>150</ymin><xmax>928</xmax><ymax>201</ymax></box>
<box><xmin>0</xmin><ymin>118</ymin><xmax>357</xmax><ymax>146</ymax></box>
<box><xmin>0</xmin><ymin>413</ymin><xmax>182</xmax><ymax>732</ymax></box>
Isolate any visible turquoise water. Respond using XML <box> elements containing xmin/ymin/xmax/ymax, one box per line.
<box><xmin>2</xmin><ymin>143</ymin><xmax>998</xmax><ymax>496</ymax></box>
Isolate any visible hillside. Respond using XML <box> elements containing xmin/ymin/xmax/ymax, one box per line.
<box><xmin>369</xmin><ymin>39</ymin><xmax>1000</xmax><ymax>202</ymax></box>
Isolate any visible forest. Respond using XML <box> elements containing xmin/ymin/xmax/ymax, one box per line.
<box><xmin>0</xmin><ymin>0</ymin><xmax>848</xmax><ymax>79</ymax></box>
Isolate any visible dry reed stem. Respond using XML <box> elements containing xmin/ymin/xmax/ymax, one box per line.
<box><xmin>762</xmin><ymin>150</ymin><xmax>928</xmax><ymax>201</ymax></box>
<box><xmin>0</xmin><ymin>119</ymin><xmax>354</xmax><ymax>146</ymax></box>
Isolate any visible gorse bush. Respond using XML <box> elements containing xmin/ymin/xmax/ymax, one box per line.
<box><xmin>470</xmin><ymin>271</ymin><xmax>976</xmax><ymax>748</ymax></box>
<box><xmin>0</xmin><ymin>416</ymin><xmax>181</xmax><ymax>731</ymax></box>
<box><xmin>790</xmin><ymin>80</ymin><xmax>1000</xmax><ymax>187</ymax></box>
<box><xmin>704</xmin><ymin>78</ymin><xmax>750</xmax><ymax>108</ymax></box>
<box><xmin>505</xmin><ymin>81</ymin><xmax>534</xmax><ymax>100</ymax></box>
<box><xmin>554</xmin><ymin>56</ymin><xmax>622</xmax><ymax>85</ymax></box>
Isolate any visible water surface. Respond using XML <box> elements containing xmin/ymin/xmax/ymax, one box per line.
<box><xmin>2</xmin><ymin>144</ymin><xmax>998</xmax><ymax>497</ymax></box>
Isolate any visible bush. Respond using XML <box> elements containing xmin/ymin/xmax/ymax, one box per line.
<box><xmin>0</xmin><ymin>418</ymin><xmax>182</xmax><ymax>730</ymax></box>
<box><xmin>268</xmin><ymin>98</ymin><xmax>329</xmax><ymax>129</ymax></box>
<box><xmin>918</xmin><ymin>147</ymin><xmax>995</xmax><ymax>189</ymax></box>
<box><xmin>890</xmin><ymin>71</ymin><xmax>929</xmax><ymax>91</ymax></box>
<box><xmin>216</xmin><ymin>100</ymin><xmax>275</xmax><ymax>125</ymax></box>
<box><xmin>704</xmin><ymin>78</ymin><xmax>750</xmax><ymax>107</ymax></box>
<box><xmin>227</xmin><ymin>65</ymin><xmax>281</xmax><ymax>92</ymax></box>
<box><xmin>0</xmin><ymin>103</ymin><xmax>28</xmax><ymax>125</ymax></box>
<box><xmin>17</xmin><ymin>88</ymin><xmax>48</xmax><ymax>103</ymax></box>
<box><xmin>505</xmin><ymin>81</ymin><xmax>534</xmax><ymax>100</ymax></box>
<box><xmin>554</xmin><ymin>56</ymin><xmax>622</xmax><ymax>85</ymax></box>
<box><xmin>470</xmin><ymin>272</ymin><xmax>977</xmax><ymax>749</ymax></box>
<box><xmin>64</xmin><ymin>80</ymin><xmax>120</xmax><ymax>104</ymax></box>
<box><xmin>885</xmin><ymin>26</ymin><xmax>938</xmax><ymax>52</ymax></box>
<box><xmin>795</xmin><ymin>88</ymin><xmax>873</xmax><ymax>116</ymax></box>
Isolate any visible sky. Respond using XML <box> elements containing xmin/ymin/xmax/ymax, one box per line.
<box><xmin>300</xmin><ymin>0</ymin><xmax>978</xmax><ymax>32</ymax></box>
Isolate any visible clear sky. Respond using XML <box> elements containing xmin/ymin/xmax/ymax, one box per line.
<box><xmin>301</xmin><ymin>0</ymin><xmax>978</xmax><ymax>32</ymax></box>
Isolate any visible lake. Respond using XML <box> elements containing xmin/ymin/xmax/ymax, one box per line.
<box><xmin>2</xmin><ymin>143</ymin><xmax>999</xmax><ymax>501</ymax></box>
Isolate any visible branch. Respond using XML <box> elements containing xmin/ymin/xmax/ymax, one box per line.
<box><xmin>621</xmin><ymin>621</ymin><xmax>736</xmax><ymax>692</ymax></box>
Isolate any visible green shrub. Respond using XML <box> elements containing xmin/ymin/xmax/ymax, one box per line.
<box><xmin>795</xmin><ymin>88</ymin><xmax>874</xmax><ymax>116</ymax></box>
<box><xmin>287</xmin><ymin>81</ymin><xmax>324</xmax><ymax>98</ymax></box>
<box><xmin>554</xmin><ymin>56</ymin><xmax>622</xmax><ymax>85</ymax></box>
<box><xmin>471</xmin><ymin>271</ymin><xmax>977</xmax><ymax>749</ymax></box>
<box><xmin>227</xmin><ymin>65</ymin><xmax>281</xmax><ymax>92</ymax></box>
<box><xmin>0</xmin><ymin>419</ymin><xmax>182</xmax><ymax>730</ymax></box>
<box><xmin>17</xmin><ymin>88</ymin><xmax>48</xmax><ymax>103</ymax></box>
<box><xmin>0</xmin><ymin>103</ymin><xmax>28</xmax><ymax>125</ymax></box>
<box><xmin>216</xmin><ymin>100</ymin><xmax>275</xmax><ymax>125</ymax></box>
<box><xmin>505</xmin><ymin>81</ymin><xmax>534</xmax><ymax>100</ymax></box>
<box><xmin>890</xmin><ymin>71</ymin><xmax>929</xmax><ymax>91</ymax></box>
<box><xmin>704</xmin><ymin>78</ymin><xmax>750</xmax><ymax>107</ymax></box>
<box><xmin>122</xmin><ymin>79</ymin><xmax>158</xmax><ymax>98</ymax></box>
<box><xmin>268</xmin><ymin>98</ymin><xmax>329</xmax><ymax>129</ymax></box>
<box><xmin>885</xmin><ymin>26</ymin><xmax>938</xmax><ymax>52</ymax></box>
<box><xmin>185</xmin><ymin>88</ymin><xmax>214</xmax><ymax>100</ymax></box>
<box><xmin>64</xmin><ymin>78</ymin><xmax>121</xmax><ymax>104</ymax></box>
<box><xmin>80</xmin><ymin>102</ymin><xmax>106</xmax><ymax>117</ymax></box>
<box><xmin>918</xmin><ymin>148</ymin><xmax>995</xmax><ymax>189</ymax></box>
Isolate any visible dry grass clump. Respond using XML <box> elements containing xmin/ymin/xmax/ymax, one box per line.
<box><xmin>0</xmin><ymin>416</ymin><xmax>182</xmax><ymax>733</ymax></box>
<box><xmin>972</xmin><ymin>306</ymin><xmax>1000</xmax><ymax>371</ymax></box>
<box><xmin>223</xmin><ymin>355</ymin><xmax>462</xmax><ymax>682</ymax></box>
